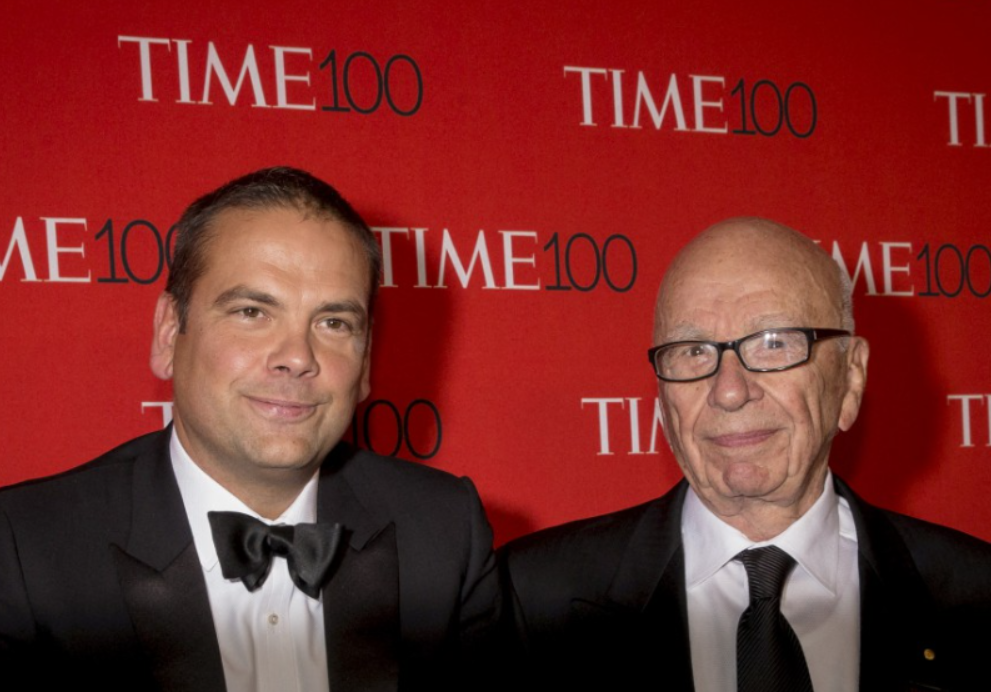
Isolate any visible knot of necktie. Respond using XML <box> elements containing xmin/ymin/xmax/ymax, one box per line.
<box><xmin>737</xmin><ymin>545</ymin><xmax>795</xmax><ymax>601</ymax></box>
<box><xmin>207</xmin><ymin>511</ymin><xmax>344</xmax><ymax>599</ymax></box>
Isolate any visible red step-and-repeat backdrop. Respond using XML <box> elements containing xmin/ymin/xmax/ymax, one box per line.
<box><xmin>3</xmin><ymin>0</ymin><xmax>989</xmax><ymax>545</ymax></box>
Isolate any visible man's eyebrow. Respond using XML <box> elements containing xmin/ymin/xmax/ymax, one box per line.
<box><xmin>213</xmin><ymin>285</ymin><xmax>280</xmax><ymax>309</ymax></box>
<box><xmin>315</xmin><ymin>299</ymin><xmax>367</xmax><ymax>315</ymax></box>
<box><xmin>660</xmin><ymin>322</ymin><xmax>708</xmax><ymax>341</ymax></box>
<box><xmin>660</xmin><ymin>315</ymin><xmax>802</xmax><ymax>342</ymax></box>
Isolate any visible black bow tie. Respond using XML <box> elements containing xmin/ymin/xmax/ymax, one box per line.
<box><xmin>207</xmin><ymin>511</ymin><xmax>344</xmax><ymax>599</ymax></box>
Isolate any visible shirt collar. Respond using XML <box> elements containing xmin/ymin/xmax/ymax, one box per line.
<box><xmin>169</xmin><ymin>429</ymin><xmax>320</xmax><ymax>571</ymax></box>
<box><xmin>682</xmin><ymin>470</ymin><xmax>851</xmax><ymax>596</ymax></box>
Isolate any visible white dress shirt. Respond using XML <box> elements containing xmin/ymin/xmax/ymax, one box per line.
<box><xmin>682</xmin><ymin>471</ymin><xmax>860</xmax><ymax>692</ymax></box>
<box><xmin>170</xmin><ymin>432</ymin><xmax>330</xmax><ymax>692</ymax></box>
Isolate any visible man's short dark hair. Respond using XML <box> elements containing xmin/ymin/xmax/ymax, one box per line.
<box><xmin>166</xmin><ymin>166</ymin><xmax>382</xmax><ymax>330</ymax></box>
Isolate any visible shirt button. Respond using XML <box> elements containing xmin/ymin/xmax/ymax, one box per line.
<box><xmin>268</xmin><ymin>613</ymin><xmax>279</xmax><ymax>626</ymax></box>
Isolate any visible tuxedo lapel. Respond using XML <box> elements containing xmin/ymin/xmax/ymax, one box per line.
<box><xmin>835</xmin><ymin>478</ymin><xmax>947</xmax><ymax>692</ymax></box>
<box><xmin>318</xmin><ymin>446</ymin><xmax>400</xmax><ymax>692</ymax></box>
<box><xmin>113</xmin><ymin>543</ymin><xmax>226</xmax><ymax>691</ymax></box>
<box><xmin>591</xmin><ymin>481</ymin><xmax>695</xmax><ymax>691</ymax></box>
<box><xmin>112</xmin><ymin>429</ymin><xmax>227</xmax><ymax>692</ymax></box>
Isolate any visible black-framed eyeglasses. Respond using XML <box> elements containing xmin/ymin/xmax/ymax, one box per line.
<box><xmin>647</xmin><ymin>328</ymin><xmax>850</xmax><ymax>382</ymax></box>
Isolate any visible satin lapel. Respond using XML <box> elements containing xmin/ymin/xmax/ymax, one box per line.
<box><xmin>835</xmin><ymin>478</ymin><xmax>946</xmax><ymax>692</ymax></box>
<box><xmin>600</xmin><ymin>481</ymin><xmax>695</xmax><ymax>691</ymax></box>
<box><xmin>318</xmin><ymin>447</ymin><xmax>400</xmax><ymax>692</ymax></box>
<box><xmin>112</xmin><ymin>429</ymin><xmax>226</xmax><ymax>692</ymax></box>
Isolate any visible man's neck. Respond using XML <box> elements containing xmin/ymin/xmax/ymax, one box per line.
<box><xmin>199</xmin><ymin>469</ymin><xmax>313</xmax><ymax>520</ymax></box>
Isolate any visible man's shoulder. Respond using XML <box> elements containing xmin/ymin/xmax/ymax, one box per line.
<box><xmin>841</xmin><ymin>478</ymin><xmax>991</xmax><ymax>605</ymax></box>
<box><xmin>332</xmin><ymin>445</ymin><xmax>472</xmax><ymax>494</ymax></box>
<box><xmin>501</xmin><ymin>482</ymin><xmax>686</xmax><ymax>595</ymax></box>
<box><xmin>0</xmin><ymin>430</ymin><xmax>164</xmax><ymax>514</ymax></box>
<box><xmin>505</xmin><ymin>498</ymin><xmax>657</xmax><ymax>561</ymax></box>
<box><xmin>505</xmin><ymin>482</ymin><xmax>686</xmax><ymax>555</ymax></box>
<box><xmin>326</xmin><ymin>444</ymin><xmax>485</xmax><ymax>525</ymax></box>
<box><xmin>875</xmin><ymin>504</ymin><xmax>991</xmax><ymax>598</ymax></box>
<box><xmin>883</xmin><ymin>507</ymin><xmax>991</xmax><ymax>555</ymax></box>
<box><xmin>335</xmin><ymin>444</ymin><xmax>466</xmax><ymax>484</ymax></box>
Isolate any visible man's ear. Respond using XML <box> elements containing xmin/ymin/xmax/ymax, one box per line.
<box><xmin>150</xmin><ymin>293</ymin><xmax>180</xmax><ymax>381</ymax></box>
<box><xmin>838</xmin><ymin>336</ymin><xmax>869</xmax><ymax>432</ymax></box>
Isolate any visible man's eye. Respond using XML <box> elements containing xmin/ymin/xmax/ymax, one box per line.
<box><xmin>686</xmin><ymin>344</ymin><xmax>709</xmax><ymax>358</ymax></box>
<box><xmin>765</xmin><ymin>339</ymin><xmax>787</xmax><ymax>350</ymax></box>
<box><xmin>236</xmin><ymin>307</ymin><xmax>263</xmax><ymax>319</ymax></box>
<box><xmin>322</xmin><ymin>318</ymin><xmax>352</xmax><ymax>332</ymax></box>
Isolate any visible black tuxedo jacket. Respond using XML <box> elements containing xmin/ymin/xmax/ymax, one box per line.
<box><xmin>0</xmin><ymin>429</ymin><xmax>501</xmax><ymax>691</ymax></box>
<box><xmin>500</xmin><ymin>478</ymin><xmax>991</xmax><ymax>691</ymax></box>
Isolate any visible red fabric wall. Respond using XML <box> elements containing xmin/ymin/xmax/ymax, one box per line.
<box><xmin>3</xmin><ymin>0</ymin><xmax>989</xmax><ymax>544</ymax></box>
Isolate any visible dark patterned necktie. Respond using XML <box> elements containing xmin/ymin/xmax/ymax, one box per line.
<box><xmin>736</xmin><ymin>546</ymin><xmax>814</xmax><ymax>692</ymax></box>
<box><xmin>208</xmin><ymin>511</ymin><xmax>344</xmax><ymax>599</ymax></box>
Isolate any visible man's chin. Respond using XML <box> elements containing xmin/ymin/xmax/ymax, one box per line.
<box><xmin>241</xmin><ymin>440</ymin><xmax>328</xmax><ymax>474</ymax></box>
<box><xmin>716</xmin><ymin>462</ymin><xmax>785</xmax><ymax>500</ymax></box>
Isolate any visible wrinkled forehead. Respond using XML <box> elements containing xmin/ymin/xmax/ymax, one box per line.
<box><xmin>654</xmin><ymin>222</ymin><xmax>844</xmax><ymax>338</ymax></box>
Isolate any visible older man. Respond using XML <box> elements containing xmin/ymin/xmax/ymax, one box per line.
<box><xmin>501</xmin><ymin>218</ymin><xmax>991</xmax><ymax>691</ymax></box>
<box><xmin>0</xmin><ymin>167</ymin><xmax>500</xmax><ymax>691</ymax></box>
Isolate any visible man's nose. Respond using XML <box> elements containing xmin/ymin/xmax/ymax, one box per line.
<box><xmin>267</xmin><ymin>326</ymin><xmax>319</xmax><ymax>377</ymax></box>
<box><xmin>707</xmin><ymin>350</ymin><xmax>761</xmax><ymax>411</ymax></box>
